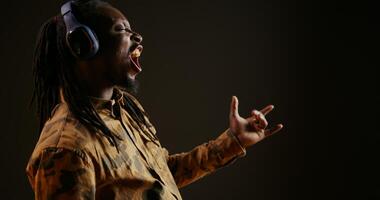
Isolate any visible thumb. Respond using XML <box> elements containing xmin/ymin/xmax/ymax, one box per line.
<box><xmin>230</xmin><ymin>96</ymin><xmax>239</xmax><ymax>119</ymax></box>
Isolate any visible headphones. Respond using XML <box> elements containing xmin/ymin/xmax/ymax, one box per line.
<box><xmin>61</xmin><ymin>1</ymin><xmax>99</xmax><ymax>59</ymax></box>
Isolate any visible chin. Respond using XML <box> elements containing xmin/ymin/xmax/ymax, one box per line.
<box><xmin>117</xmin><ymin>73</ymin><xmax>139</xmax><ymax>95</ymax></box>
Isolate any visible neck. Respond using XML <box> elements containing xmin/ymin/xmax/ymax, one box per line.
<box><xmin>91</xmin><ymin>87</ymin><xmax>114</xmax><ymax>100</ymax></box>
<box><xmin>76</xmin><ymin>71</ymin><xmax>114</xmax><ymax>100</ymax></box>
<box><xmin>75</xmin><ymin>62</ymin><xmax>114</xmax><ymax>100</ymax></box>
<box><xmin>85</xmin><ymin>83</ymin><xmax>114</xmax><ymax>100</ymax></box>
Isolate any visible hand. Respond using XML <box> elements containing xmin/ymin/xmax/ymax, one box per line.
<box><xmin>229</xmin><ymin>96</ymin><xmax>283</xmax><ymax>148</ymax></box>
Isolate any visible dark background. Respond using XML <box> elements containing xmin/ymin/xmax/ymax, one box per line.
<box><xmin>0</xmin><ymin>0</ymin><xmax>378</xmax><ymax>199</ymax></box>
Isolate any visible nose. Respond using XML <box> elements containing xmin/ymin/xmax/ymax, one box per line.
<box><xmin>131</xmin><ymin>32</ymin><xmax>143</xmax><ymax>44</ymax></box>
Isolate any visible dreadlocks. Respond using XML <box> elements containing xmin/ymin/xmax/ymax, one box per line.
<box><xmin>31</xmin><ymin>0</ymin><xmax>157</xmax><ymax>148</ymax></box>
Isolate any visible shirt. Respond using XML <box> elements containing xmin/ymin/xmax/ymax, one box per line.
<box><xmin>26</xmin><ymin>88</ymin><xmax>246</xmax><ymax>200</ymax></box>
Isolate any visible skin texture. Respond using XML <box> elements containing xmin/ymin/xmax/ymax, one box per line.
<box><xmin>229</xmin><ymin>96</ymin><xmax>283</xmax><ymax>148</ymax></box>
<box><xmin>75</xmin><ymin>4</ymin><xmax>283</xmax><ymax>149</ymax></box>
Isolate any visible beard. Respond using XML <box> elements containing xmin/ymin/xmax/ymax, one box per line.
<box><xmin>118</xmin><ymin>75</ymin><xmax>139</xmax><ymax>95</ymax></box>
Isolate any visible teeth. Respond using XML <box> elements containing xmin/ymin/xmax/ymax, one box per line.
<box><xmin>131</xmin><ymin>48</ymin><xmax>141</xmax><ymax>58</ymax></box>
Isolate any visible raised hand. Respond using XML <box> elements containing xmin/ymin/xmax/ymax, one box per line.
<box><xmin>229</xmin><ymin>96</ymin><xmax>283</xmax><ymax>148</ymax></box>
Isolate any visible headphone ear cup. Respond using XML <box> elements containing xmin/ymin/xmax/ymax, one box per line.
<box><xmin>66</xmin><ymin>26</ymin><xmax>99</xmax><ymax>59</ymax></box>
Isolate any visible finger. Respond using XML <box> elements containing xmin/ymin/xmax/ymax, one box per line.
<box><xmin>230</xmin><ymin>96</ymin><xmax>240</xmax><ymax>118</ymax></box>
<box><xmin>251</xmin><ymin>110</ymin><xmax>268</xmax><ymax>129</ymax></box>
<box><xmin>260</xmin><ymin>105</ymin><xmax>274</xmax><ymax>116</ymax></box>
<box><xmin>264</xmin><ymin>124</ymin><xmax>284</xmax><ymax>137</ymax></box>
<box><xmin>247</xmin><ymin>117</ymin><xmax>259</xmax><ymax>130</ymax></box>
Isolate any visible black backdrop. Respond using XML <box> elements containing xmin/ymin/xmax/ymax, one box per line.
<box><xmin>0</xmin><ymin>0</ymin><xmax>378</xmax><ymax>199</ymax></box>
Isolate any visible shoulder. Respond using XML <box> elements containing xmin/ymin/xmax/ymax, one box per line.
<box><xmin>30</xmin><ymin>103</ymin><xmax>96</xmax><ymax>161</ymax></box>
<box><xmin>26</xmin><ymin>103</ymin><xmax>99</xmax><ymax>183</ymax></box>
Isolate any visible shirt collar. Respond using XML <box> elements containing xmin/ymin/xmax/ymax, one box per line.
<box><xmin>89</xmin><ymin>88</ymin><xmax>125</xmax><ymax>112</ymax></box>
<box><xmin>59</xmin><ymin>87</ymin><xmax>125</xmax><ymax>117</ymax></box>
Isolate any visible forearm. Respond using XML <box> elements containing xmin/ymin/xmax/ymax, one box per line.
<box><xmin>167</xmin><ymin>129</ymin><xmax>246</xmax><ymax>188</ymax></box>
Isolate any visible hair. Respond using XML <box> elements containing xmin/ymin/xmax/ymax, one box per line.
<box><xmin>31</xmin><ymin>0</ymin><xmax>158</xmax><ymax>149</ymax></box>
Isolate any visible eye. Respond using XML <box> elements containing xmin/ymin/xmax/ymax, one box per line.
<box><xmin>115</xmin><ymin>25</ymin><xmax>134</xmax><ymax>34</ymax></box>
<box><xmin>115</xmin><ymin>24</ymin><xmax>126</xmax><ymax>31</ymax></box>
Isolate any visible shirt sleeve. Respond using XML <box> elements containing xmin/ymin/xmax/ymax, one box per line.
<box><xmin>27</xmin><ymin>147</ymin><xmax>96</xmax><ymax>200</ymax></box>
<box><xmin>164</xmin><ymin>129</ymin><xmax>246</xmax><ymax>188</ymax></box>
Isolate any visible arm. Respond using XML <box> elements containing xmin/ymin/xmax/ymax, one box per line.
<box><xmin>166</xmin><ymin>129</ymin><xmax>246</xmax><ymax>188</ymax></box>
<box><xmin>28</xmin><ymin>148</ymin><xmax>96</xmax><ymax>200</ymax></box>
<box><xmin>166</xmin><ymin>96</ymin><xmax>283</xmax><ymax>188</ymax></box>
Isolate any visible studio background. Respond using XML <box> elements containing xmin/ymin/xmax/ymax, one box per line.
<box><xmin>0</xmin><ymin>0</ymin><xmax>378</xmax><ymax>199</ymax></box>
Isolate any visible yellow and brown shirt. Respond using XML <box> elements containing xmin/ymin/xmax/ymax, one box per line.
<box><xmin>26</xmin><ymin>89</ymin><xmax>246</xmax><ymax>200</ymax></box>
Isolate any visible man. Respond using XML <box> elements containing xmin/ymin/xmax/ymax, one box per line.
<box><xmin>26</xmin><ymin>0</ymin><xmax>283</xmax><ymax>199</ymax></box>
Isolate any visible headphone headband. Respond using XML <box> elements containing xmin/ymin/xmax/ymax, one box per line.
<box><xmin>61</xmin><ymin>1</ymin><xmax>72</xmax><ymax>16</ymax></box>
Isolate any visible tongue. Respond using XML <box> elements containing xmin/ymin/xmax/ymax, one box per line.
<box><xmin>130</xmin><ymin>55</ymin><xmax>142</xmax><ymax>72</ymax></box>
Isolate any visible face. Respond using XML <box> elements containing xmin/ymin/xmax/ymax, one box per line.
<box><xmin>85</xmin><ymin>5</ymin><xmax>143</xmax><ymax>91</ymax></box>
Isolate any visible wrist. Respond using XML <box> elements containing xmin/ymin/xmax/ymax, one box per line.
<box><xmin>227</xmin><ymin>129</ymin><xmax>247</xmax><ymax>149</ymax></box>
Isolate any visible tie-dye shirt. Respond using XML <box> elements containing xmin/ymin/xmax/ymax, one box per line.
<box><xmin>26</xmin><ymin>89</ymin><xmax>246</xmax><ymax>200</ymax></box>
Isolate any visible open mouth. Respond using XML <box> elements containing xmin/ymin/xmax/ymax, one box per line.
<box><xmin>129</xmin><ymin>45</ymin><xmax>143</xmax><ymax>73</ymax></box>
